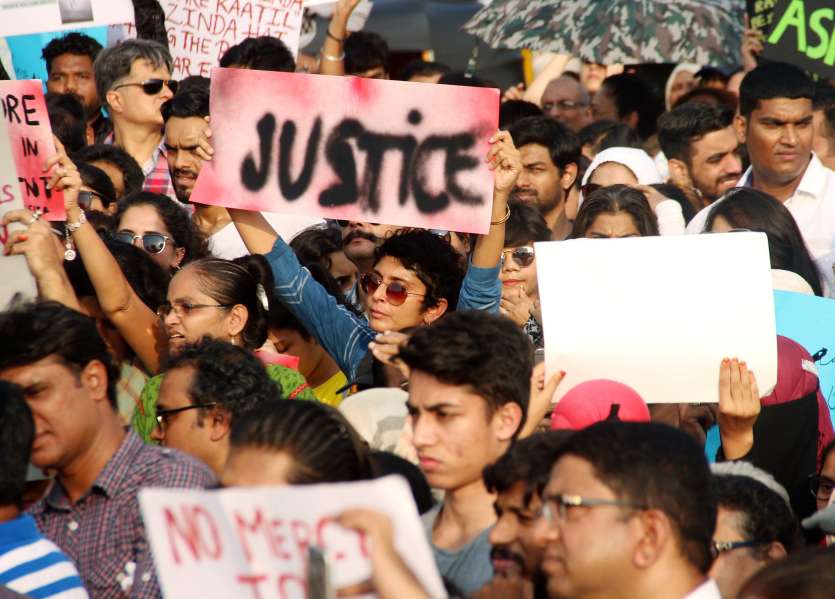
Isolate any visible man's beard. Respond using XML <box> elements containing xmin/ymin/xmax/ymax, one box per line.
<box><xmin>172</xmin><ymin>168</ymin><xmax>197</xmax><ymax>203</ymax></box>
<box><xmin>512</xmin><ymin>188</ymin><xmax>560</xmax><ymax>216</ymax></box>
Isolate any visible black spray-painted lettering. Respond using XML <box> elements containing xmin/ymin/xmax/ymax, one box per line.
<box><xmin>2</xmin><ymin>94</ymin><xmax>39</xmax><ymax>126</ymax></box>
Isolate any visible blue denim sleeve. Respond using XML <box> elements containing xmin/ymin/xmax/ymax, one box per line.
<box><xmin>264</xmin><ymin>237</ymin><xmax>374</xmax><ymax>380</ymax></box>
<box><xmin>457</xmin><ymin>257</ymin><xmax>501</xmax><ymax>313</ymax></box>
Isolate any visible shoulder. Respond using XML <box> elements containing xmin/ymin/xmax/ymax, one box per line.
<box><xmin>132</xmin><ymin>442</ymin><xmax>217</xmax><ymax>489</ymax></box>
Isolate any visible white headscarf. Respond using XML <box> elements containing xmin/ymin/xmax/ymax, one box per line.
<box><xmin>665</xmin><ymin>63</ymin><xmax>701</xmax><ymax>110</ymax></box>
<box><xmin>578</xmin><ymin>147</ymin><xmax>663</xmax><ymax>209</ymax></box>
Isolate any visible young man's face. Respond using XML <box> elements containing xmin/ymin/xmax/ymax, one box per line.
<box><xmin>407</xmin><ymin>370</ymin><xmax>518</xmax><ymax>491</ymax></box>
<box><xmin>685</xmin><ymin>126</ymin><xmax>742</xmax><ymax>202</ymax></box>
<box><xmin>341</xmin><ymin>222</ymin><xmax>400</xmax><ymax>265</ymax></box>
<box><xmin>513</xmin><ymin>143</ymin><xmax>564</xmax><ymax>216</ymax></box>
<box><xmin>47</xmin><ymin>53</ymin><xmax>100</xmax><ymax>117</ymax></box>
<box><xmin>708</xmin><ymin>507</ymin><xmax>771</xmax><ymax>599</ymax></box>
<box><xmin>165</xmin><ymin>115</ymin><xmax>206</xmax><ymax>202</ymax></box>
<box><xmin>490</xmin><ymin>481</ymin><xmax>547</xmax><ymax>579</ymax></box>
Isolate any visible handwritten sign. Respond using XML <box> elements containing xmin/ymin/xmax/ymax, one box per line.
<box><xmin>536</xmin><ymin>233</ymin><xmax>778</xmax><ymax>404</ymax></box>
<box><xmin>0</xmin><ymin>0</ymin><xmax>133</xmax><ymax>37</ymax></box>
<box><xmin>191</xmin><ymin>68</ymin><xmax>498</xmax><ymax>234</ymax></box>
<box><xmin>139</xmin><ymin>475</ymin><xmax>445</xmax><ymax>599</ymax></box>
<box><xmin>164</xmin><ymin>0</ymin><xmax>304</xmax><ymax>79</ymax></box>
<box><xmin>774</xmin><ymin>290</ymin><xmax>835</xmax><ymax>425</ymax></box>
<box><xmin>762</xmin><ymin>0</ymin><xmax>835</xmax><ymax>79</ymax></box>
<box><xmin>0</xmin><ymin>98</ymin><xmax>25</xmax><ymax>252</ymax></box>
<box><xmin>0</xmin><ymin>80</ymin><xmax>64</xmax><ymax>221</ymax></box>
<box><xmin>747</xmin><ymin>0</ymin><xmax>778</xmax><ymax>34</ymax></box>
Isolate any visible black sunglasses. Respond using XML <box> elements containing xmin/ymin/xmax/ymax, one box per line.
<box><xmin>501</xmin><ymin>246</ymin><xmax>535</xmax><ymax>268</ymax></box>
<box><xmin>115</xmin><ymin>230</ymin><xmax>171</xmax><ymax>254</ymax></box>
<box><xmin>113</xmin><ymin>78</ymin><xmax>178</xmax><ymax>95</ymax></box>
<box><xmin>78</xmin><ymin>190</ymin><xmax>111</xmax><ymax>210</ymax></box>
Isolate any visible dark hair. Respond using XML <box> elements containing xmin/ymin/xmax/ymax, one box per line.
<box><xmin>713</xmin><ymin>474</ymin><xmax>802</xmax><ymax>558</ymax></box>
<box><xmin>483</xmin><ymin>431</ymin><xmax>572</xmax><ymax>507</ymax></box>
<box><xmin>73</xmin><ymin>144</ymin><xmax>144</xmax><ymax>197</ymax></box>
<box><xmin>230</xmin><ymin>399</ymin><xmax>374</xmax><ymax>484</ymax></box>
<box><xmin>93</xmin><ymin>39</ymin><xmax>172</xmax><ymax>108</ymax></box>
<box><xmin>820</xmin><ymin>438</ymin><xmax>835</xmax><ymax>473</ymax></box>
<box><xmin>41</xmin><ymin>32</ymin><xmax>102</xmax><ymax>75</ymax></box>
<box><xmin>77</xmin><ymin>162</ymin><xmax>117</xmax><ymax>208</ymax></box>
<box><xmin>219</xmin><ymin>36</ymin><xmax>295</xmax><ymax>72</ymax></box>
<box><xmin>162</xmin><ymin>338</ymin><xmax>281</xmax><ymax>424</ymax></box>
<box><xmin>376</xmin><ymin>230</ymin><xmax>465</xmax><ymax>310</ymax></box>
<box><xmin>290</xmin><ymin>226</ymin><xmax>343</xmax><ymax>270</ymax></box>
<box><xmin>114</xmin><ymin>191</ymin><xmax>209</xmax><ymax>266</ymax></box>
<box><xmin>184</xmin><ymin>255</ymin><xmax>274</xmax><ymax>350</ymax></box>
<box><xmin>658</xmin><ymin>102</ymin><xmax>734</xmax><ymax>164</ymax></box>
<box><xmin>0</xmin><ymin>381</ymin><xmax>34</xmax><ymax>507</ymax></box>
<box><xmin>162</xmin><ymin>76</ymin><xmax>210</xmax><ymax>121</ymax></box>
<box><xmin>739</xmin><ymin>547</ymin><xmax>835</xmax><ymax>599</ymax></box>
<box><xmin>437</xmin><ymin>72</ymin><xmax>498</xmax><ymax>89</ymax></box>
<box><xmin>505</xmin><ymin>198</ymin><xmax>551</xmax><ymax>247</ymax></box>
<box><xmin>398</xmin><ymin>311</ymin><xmax>532</xmax><ymax>435</ymax></box>
<box><xmin>397</xmin><ymin>59</ymin><xmax>450</xmax><ymax>81</ymax></box>
<box><xmin>673</xmin><ymin>87</ymin><xmax>738</xmax><ymax>112</ymax></box>
<box><xmin>344</xmin><ymin>31</ymin><xmax>389</xmax><ymax>75</ymax></box>
<box><xmin>739</xmin><ymin>62</ymin><xmax>815</xmax><ymax>118</ymax></box>
<box><xmin>596</xmin><ymin>123</ymin><xmax>643</xmax><ymax>153</ymax></box>
<box><xmin>704</xmin><ymin>188</ymin><xmax>823</xmax><ymax>296</ymax></box>
<box><xmin>371</xmin><ymin>451</ymin><xmax>435</xmax><ymax>514</ymax></box>
<box><xmin>45</xmin><ymin>92</ymin><xmax>86</xmax><ymax>153</ymax></box>
<box><xmin>500</xmin><ymin>100</ymin><xmax>544</xmax><ymax>129</ymax></box>
<box><xmin>651</xmin><ymin>183</ymin><xmax>697</xmax><ymax>224</ymax></box>
<box><xmin>812</xmin><ymin>80</ymin><xmax>835</xmax><ymax>111</ymax></box>
<box><xmin>0</xmin><ymin>301</ymin><xmax>120</xmax><ymax>409</ymax></box>
<box><xmin>696</xmin><ymin>67</ymin><xmax>730</xmax><ymax>87</ymax></box>
<box><xmin>508</xmin><ymin>116</ymin><xmax>581</xmax><ymax>172</ymax></box>
<box><xmin>65</xmin><ymin>239</ymin><xmax>169</xmax><ymax>311</ymax></box>
<box><xmin>571</xmin><ymin>184</ymin><xmax>659</xmax><ymax>238</ymax></box>
<box><xmin>555</xmin><ymin>421</ymin><xmax>717</xmax><ymax>573</ymax></box>
<box><xmin>600</xmin><ymin>73</ymin><xmax>664</xmax><ymax>140</ymax></box>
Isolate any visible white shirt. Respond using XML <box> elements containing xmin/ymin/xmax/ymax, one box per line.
<box><xmin>208</xmin><ymin>212</ymin><xmax>324</xmax><ymax>259</ymax></box>
<box><xmin>683</xmin><ymin>579</ymin><xmax>722</xmax><ymax>599</ymax></box>
<box><xmin>686</xmin><ymin>154</ymin><xmax>835</xmax><ymax>294</ymax></box>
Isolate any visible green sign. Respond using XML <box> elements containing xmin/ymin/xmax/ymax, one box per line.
<box><xmin>762</xmin><ymin>0</ymin><xmax>835</xmax><ymax>78</ymax></box>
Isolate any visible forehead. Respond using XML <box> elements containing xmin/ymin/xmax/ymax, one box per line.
<box><xmin>51</xmin><ymin>53</ymin><xmax>94</xmax><ymax>72</ymax></box>
<box><xmin>546</xmin><ymin>454</ymin><xmax>611</xmax><ymax>495</ymax></box>
<box><xmin>588</xmin><ymin>212</ymin><xmax>640</xmax><ymax>236</ymax></box>
<box><xmin>166</xmin><ymin>116</ymin><xmax>206</xmax><ymax>141</ymax></box>
<box><xmin>497</xmin><ymin>480</ymin><xmax>531</xmax><ymax>508</ymax></box>
<box><xmin>692</xmin><ymin>127</ymin><xmax>738</xmax><ymax>155</ymax></box>
<box><xmin>751</xmin><ymin>97</ymin><xmax>813</xmax><ymax>120</ymax></box>
<box><xmin>128</xmin><ymin>58</ymin><xmax>170</xmax><ymax>78</ymax></box>
<box><xmin>159</xmin><ymin>365</ymin><xmax>195</xmax><ymax>402</ymax></box>
<box><xmin>167</xmin><ymin>266</ymin><xmax>214</xmax><ymax>301</ymax></box>
<box><xmin>543</xmin><ymin>79</ymin><xmax>581</xmax><ymax>101</ymax></box>
<box><xmin>374</xmin><ymin>255</ymin><xmax>422</xmax><ymax>284</ymax></box>
<box><xmin>0</xmin><ymin>355</ymin><xmax>73</xmax><ymax>386</ymax></box>
<box><xmin>118</xmin><ymin>204</ymin><xmax>168</xmax><ymax>233</ymax></box>
<box><xmin>519</xmin><ymin>143</ymin><xmax>554</xmax><ymax>166</ymax></box>
<box><xmin>714</xmin><ymin>506</ymin><xmax>746</xmax><ymax>538</ymax></box>
<box><xmin>407</xmin><ymin>370</ymin><xmax>488</xmax><ymax>413</ymax></box>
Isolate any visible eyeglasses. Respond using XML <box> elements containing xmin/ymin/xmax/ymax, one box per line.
<box><xmin>542</xmin><ymin>99</ymin><xmax>589</xmax><ymax>112</ymax></box>
<box><xmin>155</xmin><ymin>403</ymin><xmax>217</xmax><ymax>431</ymax></box>
<box><xmin>112</xmin><ymin>78</ymin><xmax>178</xmax><ymax>95</ymax></box>
<box><xmin>809</xmin><ymin>473</ymin><xmax>835</xmax><ymax>501</ymax></box>
<box><xmin>710</xmin><ymin>540</ymin><xmax>770</xmax><ymax>560</ymax></box>
<box><xmin>542</xmin><ymin>493</ymin><xmax>646</xmax><ymax>525</ymax></box>
<box><xmin>501</xmin><ymin>246</ymin><xmax>535</xmax><ymax>268</ymax></box>
<box><xmin>581</xmin><ymin>182</ymin><xmax>602</xmax><ymax>198</ymax></box>
<box><xmin>115</xmin><ymin>230</ymin><xmax>172</xmax><ymax>254</ymax></box>
<box><xmin>78</xmin><ymin>190</ymin><xmax>110</xmax><ymax>210</ymax></box>
<box><xmin>156</xmin><ymin>301</ymin><xmax>234</xmax><ymax>320</ymax></box>
<box><xmin>430</xmin><ymin>229</ymin><xmax>452</xmax><ymax>243</ymax></box>
<box><xmin>360</xmin><ymin>272</ymin><xmax>425</xmax><ymax>306</ymax></box>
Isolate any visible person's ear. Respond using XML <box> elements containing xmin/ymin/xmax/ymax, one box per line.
<box><xmin>734</xmin><ymin>114</ymin><xmax>748</xmax><ymax>144</ymax></box>
<box><xmin>171</xmin><ymin>247</ymin><xmax>186</xmax><ymax>268</ymax></box>
<box><xmin>421</xmin><ymin>298</ymin><xmax>448</xmax><ymax>325</ymax></box>
<box><xmin>209</xmin><ymin>408</ymin><xmax>232</xmax><ymax>442</ymax></box>
<box><xmin>667</xmin><ymin>158</ymin><xmax>694</xmax><ymax>188</ymax></box>
<box><xmin>632</xmin><ymin>509</ymin><xmax>672</xmax><ymax>570</ymax></box>
<box><xmin>560</xmin><ymin>162</ymin><xmax>579</xmax><ymax>192</ymax></box>
<box><xmin>493</xmin><ymin>401</ymin><xmax>524</xmax><ymax>442</ymax></box>
<box><xmin>764</xmin><ymin>541</ymin><xmax>788</xmax><ymax>562</ymax></box>
<box><xmin>105</xmin><ymin>91</ymin><xmax>123</xmax><ymax>115</ymax></box>
<box><xmin>226</xmin><ymin>304</ymin><xmax>249</xmax><ymax>339</ymax></box>
<box><xmin>81</xmin><ymin>360</ymin><xmax>111</xmax><ymax>405</ymax></box>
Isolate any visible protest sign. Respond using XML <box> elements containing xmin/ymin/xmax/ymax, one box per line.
<box><xmin>0</xmin><ymin>80</ymin><xmax>64</xmax><ymax>221</ymax></box>
<box><xmin>191</xmin><ymin>68</ymin><xmax>499</xmax><ymax>234</ymax></box>
<box><xmin>536</xmin><ymin>233</ymin><xmax>778</xmax><ymax>404</ymax></box>
<box><xmin>0</xmin><ymin>0</ymin><xmax>133</xmax><ymax>37</ymax></box>
<box><xmin>747</xmin><ymin>0</ymin><xmax>779</xmax><ymax>34</ymax></box>
<box><xmin>163</xmin><ymin>0</ymin><xmax>304</xmax><ymax>79</ymax></box>
<box><xmin>774</xmin><ymin>290</ymin><xmax>835</xmax><ymax>425</ymax></box>
<box><xmin>762</xmin><ymin>0</ymin><xmax>835</xmax><ymax>79</ymax></box>
<box><xmin>139</xmin><ymin>475</ymin><xmax>446</xmax><ymax>599</ymax></box>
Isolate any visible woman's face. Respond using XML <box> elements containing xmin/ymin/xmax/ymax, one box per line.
<box><xmin>589</xmin><ymin>162</ymin><xmax>639</xmax><ymax>188</ymax></box>
<box><xmin>817</xmin><ymin>450</ymin><xmax>835</xmax><ymax>511</ymax></box>
<box><xmin>163</xmin><ymin>265</ymin><xmax>238</xmax><ymax>353</ymax></box>
<box><xmin>499</xmin><ymin>243</ymin><xmax>538</xmax><ymax>298</ymax></box>
<box><xmin>669</xmin><ymin>70</ymin><xmax>697</xmax><ymax>108</ymax></box>
<box><xmin>269</xmin><ymin>328</ymin><xmax>323</xmax><ymax>381</ymax></box>
<box><xmin>584</xmin><ymin>211</ymin><xmax>642</xmax><ymax>239</ymax></box>
<box><xmin>117</xmin><ymin>204</ymin><xmax>184</xmax><ymax>270</ymax></box>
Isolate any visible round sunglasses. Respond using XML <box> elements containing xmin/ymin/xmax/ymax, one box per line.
<box><xmin>360</xmin><ymin>272</ymin><xmax>424</xmax><ymax>306</ymax></box>
<box><xmin>115</xmin><ymin>230</ymin><xmax>171</xmax><ymax>254</ymax></box>
<box><xmin>112</xmin><ymin>78</ymin><xmax>178</xmax><ymax>96</ymax></box>
<box><xmin>501</xmin><ymin>246</ymin><xmax>535</xmax><ymax>268</ymax></box>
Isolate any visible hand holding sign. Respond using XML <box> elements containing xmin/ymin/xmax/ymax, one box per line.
<box><xmin>2</xmin><ymin>209</ymin><xmax>64</xmax><ymax>280</ymax></box>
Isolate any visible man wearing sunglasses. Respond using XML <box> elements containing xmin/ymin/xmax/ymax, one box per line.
<box><xmin>537</xmin><ymin>421</ymin><xmax>721</xmax><ymax>599</ymax></box>
<box><xmin>94</xmin><ymin>39</ymin><xmax>187</xmax><ymax>201</ymax></box>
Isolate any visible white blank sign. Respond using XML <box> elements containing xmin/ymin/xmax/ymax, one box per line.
<box><xmin>535</xmin><ymin>233</ymin><xmax>778</xmax><ymax>404</ymax></box>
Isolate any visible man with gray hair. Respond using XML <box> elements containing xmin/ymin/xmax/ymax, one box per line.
<box><xmin>94</xmin><ymin>39</ymin><xmax>178</xmax><ymax>198</ymax></box>
<box><xmin>540</xmin><ymin>76</ymin><xmax>593</xmax><ymax>132</ymax></box>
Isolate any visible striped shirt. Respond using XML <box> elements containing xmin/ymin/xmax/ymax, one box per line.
<box><xmin>0</xmin><ymin>514</ymin><xmax>88</xmax><ymax>598</ymax></box>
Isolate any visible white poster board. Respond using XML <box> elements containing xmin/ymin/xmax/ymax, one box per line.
<box><xmin>0</xmin><ymin>0</ymin><xmax>134</xmax><ymax>37</ymax></box>
<box><xmin>139</xmin><ymin>475</ymin><xmax>445</xmax><ymax>599</ymax></box>
<box><xmin>535</xmin><ymin>233</ymin><xmax>778</xmax><ymax>404</ymax></box>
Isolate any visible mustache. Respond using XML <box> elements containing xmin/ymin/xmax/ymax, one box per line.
<box><xmin>173</xmin><ymin>168</ymin><xmax>198</xmax><ymax>179</ymax></box>
<box><xmin>490</xmin><ymin>546</ymin><xmax>526</xmax><ymax>568</ymax></box>
<box><xmin>344</xmin><ymin>230</ymin><xmax>379</xmax><ymax>246</ymax></box>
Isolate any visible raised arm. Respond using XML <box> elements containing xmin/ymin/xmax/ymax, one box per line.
<box><xmin>318</xmin><ymin>0</ymin><xmax>362</xmax><ymax>76</ymax></box>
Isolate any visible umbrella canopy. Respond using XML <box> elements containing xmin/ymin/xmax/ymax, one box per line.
<box><xmin>463</xmin><ymin>0</ymin><xmax>745</xmax><ymax>68</ymax></box>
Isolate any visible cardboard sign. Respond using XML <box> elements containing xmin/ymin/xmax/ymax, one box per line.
<box><xmin>536</xmin><ymin>233</ymin><xmax>778</xmax><ymax>404</ymax></box>
<box><xmin>0</xmin><ymin>0</ymin><xmax>133</xmax><ymax>37</ymax></box>
<box><xmin>0</xmin><ymin>80</ymin><xmax>64</xmax><ymax>221</ymax></box>
<box><xmin>191</xmin><ymin>68</ymin><xmax>498</xmax><ymax>234</ymax></box>
<box><xmin>762</xmin><ymin>0</ymin><xmax>835</xmax><ymax>79</ymax></box>
<box><xmin>0</xmin><ymin>96</ymin><xmax>25</xmax><ymax>251</ymax></box>
<box><xmin>164</xmin><ymin>0</ymin><xmax>304</xmax><ymax>79</ymax></box>
<box><xmin>139</xmin><ymin>475</ymin><xmax>446</xmax><ymax>599</ymax></box>
<box><xmin>774</xmin><ymin>290</ymin><xmax>835</xmax><ymax>425</ymax></box>
<box><xmin>747</xmin><ymin>0</ymin><xmax>779</xmax><ymax>33</ymax></box>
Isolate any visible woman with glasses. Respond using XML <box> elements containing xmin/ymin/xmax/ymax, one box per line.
<box><xmin>114</xmin><ymin>191</ymin><xmax>208</xmax><ymax>271</ymax></box>
<box><xmin>499</xmin><ymin>199</ymin><xmax>551</xmax><ymax>348</ymax></box>
<box><xmin>811</xmin><ymin>440</ymin><xmax>835</xmax><ymax>513</ymax></box>
<box><xmin>571</xmin><ymin>184</ymin><xmax>660</xmax><ymax>239</ymax></box>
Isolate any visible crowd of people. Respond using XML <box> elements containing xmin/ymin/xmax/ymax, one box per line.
<box><xmin>1</xmin><ymin>2</ymin><xmax>835</xmax><ymax>598</ymax></box>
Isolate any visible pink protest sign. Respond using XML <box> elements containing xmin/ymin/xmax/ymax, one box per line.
<box><xmin>0</xmin><ymin>81</ymin><xmax>64</xmax><ymax>221</ymax></box>
<box><xmin>191</xmin><ymin>68</ymin><xmax>499</xmax><ymax>234</ymax></box>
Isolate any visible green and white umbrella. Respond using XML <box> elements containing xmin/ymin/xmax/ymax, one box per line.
<box><xmin>463</xmin><ymin>0</ymin><xmax>746</xmax><ymax>67</ymax></box>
